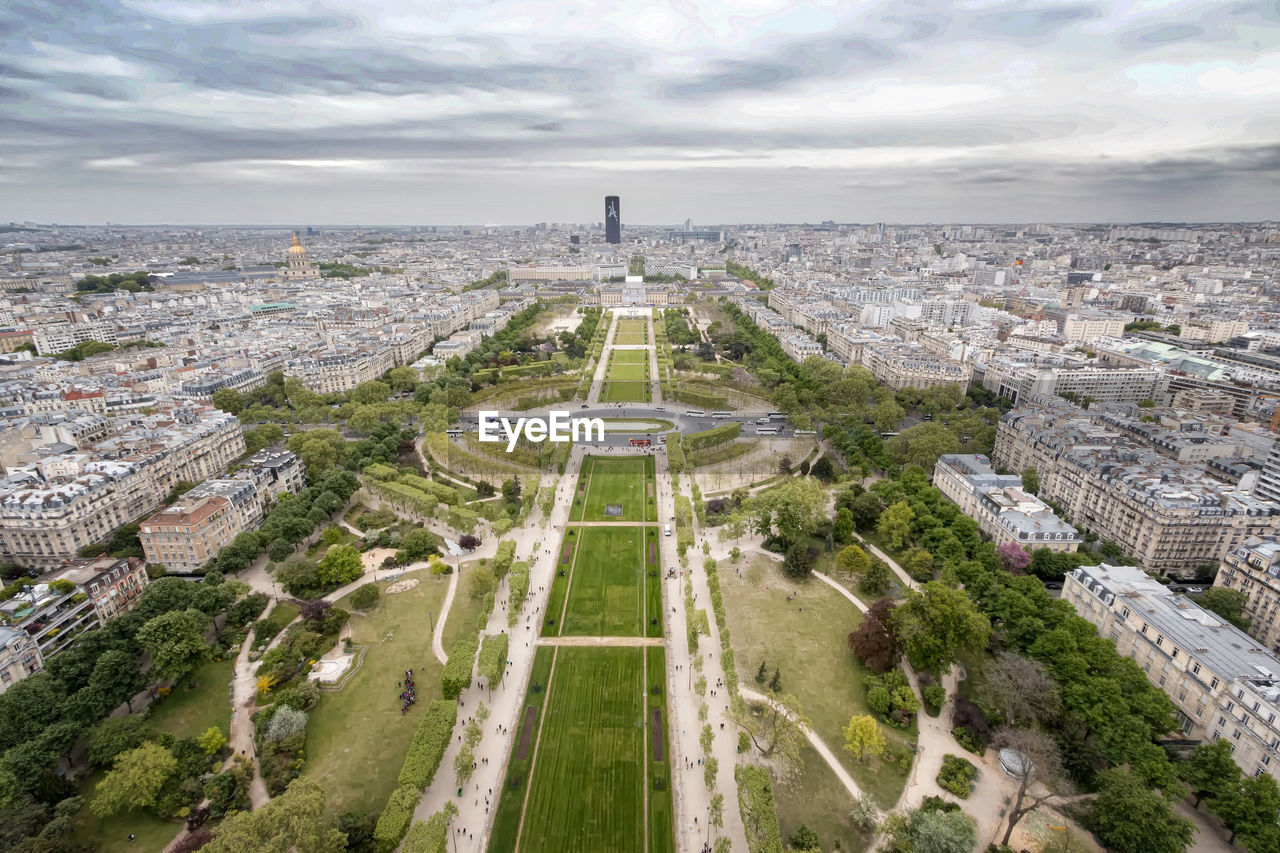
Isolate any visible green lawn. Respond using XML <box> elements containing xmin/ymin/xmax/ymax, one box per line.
<box><xmin>560</xmin><ymin>526</ymin><xmax>645</xmax><ymax>637</ymax></box>
<box><xmin>574</xmin><ymin>456</ymin><xmax>654</xmax><ymax>522</ymax></box>
<box><xmin>608</xmin><ymin>363</ymin><xmax>649</xmax><ymax>381</ymax></box>
<box><xmin>643</xmin><ymin>527</ymin><xmax>663</xmax><ymax>638</ymax></box>
<box><xmin>610</xmin><ymin>349</ymin><xmax>649</xmax><ymax>364</ymax></box>
<box><xmin>773</xmin><ymin>744</ymin><xmax>871</xmax><ymax>853</ymax></box>
<box><xmin>543</xmin><ymin>535</ymin><xmax>578</xmax><ymax>638</ymax></box>
<box><xmin>69</xmin><ymin>771</ymin><xmax>181</xmax><ymax>853</ymax></box>
<box><xmin>442</xmin><ymin>559</ymin><xmax>492</xmax><ymax>650</ymax></box>
<box><xmin>615</xmin><ymin>320</ymin><xmax>649</xmax><ymax>345</ymax></box>
<box><xmin>645</xmin><ymin>646</ymin><xmax>675</xmax><ymax>853</ymax></box>
<box><xmin>490</xmin><ymin>646</ymin><xmax>556</xmax><ymax>852</ymax></box>
<box><xmin>602</xmin><ymin>380</ymin><xmax>651</xmax><ymax>403</ymax></box>
<box><xmin>147</xmin><ymin>656</ymin><xmax>235</xmax><ymax>741</ymax></box>
<box><xmin>720</xmin><ymin>556</ymin><xmax>912</xmax><ymax>808</ymax></box>
<box><xmin>518</xmin><ymin>647</ymin><xmax>646</xmax><ymax>853</ymax></box>
<box><xmin>303</xmin><ymin>570</ymin><xmax>453</xmax><ymax>816</ymax></box>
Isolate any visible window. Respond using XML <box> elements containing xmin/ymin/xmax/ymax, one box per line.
<box><xmin>1227</xmin><ymin>701</ymin><xmax>1236</xmax><ymax>713</ymax></box>
<box><xmin>1141</xmin><ymin>622</ymin><xmax>1149</xmax><ymax>634</ymax></box>
<box><xmin>1122</xmin><ymin>606</ymin><xmax>1131</xmax><ymax>619</ymax></box>
<box><xmin>1192</xmin><ymin>663</ymin><xmax>1201</xmax><ymax>676</ymax></box>
<box><xmin>1211</xmin><ymin>677</ymin><xmax>1220</xmax><ymax>689</ymax></box>
<box><xmin>1234</xmin><ymin>729</ymin><xmax>1244</xmax><ymax>741</ymax></box>
<box><xmin>1219</xmin><ymin>716</ymin><xmax>1228</xmax><ymax>727</ymax></box>
<box><xmin>1156</xmin><ymin>635</ymin><xmax>1164</xmax><ymax>647</ymax></box>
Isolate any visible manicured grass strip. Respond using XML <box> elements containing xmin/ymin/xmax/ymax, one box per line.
<box><xmin>644</xmin><ymin>528</ymin><xmax>663</xmax><ymax>639</ymax></box>
<box><xmin>561</xmin><ymin>526</ymin><xmax>645</xmax><ymax>637</ymax></box>
<box><xmin>602</xmin><ymin>380</ymin><xmax>651</xmax><ymax>403</ymax></box>
<box><xmin>646</xmin><ymin>646</ymin><xmax>675</xmax><ymax>853</ymax></box>
<box><xmin>518</xmin><ymin>647</ymin><xmax>645</xmax><ymax>853</ymax></box>
<box><xmin>611</xmin><ymin>349</ymin><xmax>649</xmax><ymax>362</ymax></box>
<box><xmin>489</xmin><ymin>646</ymin><xmax>555</xmax><ymax>853</ymax></box>
<box><xmin>608</xmin><ymin>363</ymin><xmax>649</xmax><ymax>381</ymax></box>
<box><xmin>542</xmin><ymin>533</ymin><xmax>577</xmax><ymax>637</ymax></box>
<box><xmin>578</xmin><ymin>456</ymin><xmax>651</xmax><ymax>522</ymax></box>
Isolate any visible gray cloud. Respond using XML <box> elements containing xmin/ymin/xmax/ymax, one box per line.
<box><xmin>970</xmin><ymin>4</ymin><xmax>1101</xmax><ymax>40</ymax></box>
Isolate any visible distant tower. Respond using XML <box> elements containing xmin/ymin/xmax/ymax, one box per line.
<box><xmin>605</xmin><ymin>196</ymin><xmax>621</xmax><ymax>244</ymax></box>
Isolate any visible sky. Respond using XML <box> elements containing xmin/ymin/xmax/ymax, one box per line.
<box><xmin>1</xmin><ymin>0</ymin><xmax>1279</xmax><ymax>226</ymax></box>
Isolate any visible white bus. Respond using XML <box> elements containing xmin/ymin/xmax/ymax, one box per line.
<box><xmin>711</xmin><ymin>411</ymin><xmax>732</xmax><ymax>419</ymax></box>
<box><xmin>756</xmin><ymin>427</ymin><xmax>779</xmax><ymax>436</ymax></box>
<box><xmin>446</xmin><ymin>429</ymin><xmax>465</xmax><ymax>439</ymax></box>
<box><xmin>767</xmin><ymin>411</ymin><xmax>786</xmax><ymax>419</ymax></box>
<box><xmin>794</xmin><ymin>429</ymin><xmax>817</xmax><ymax>436</ymax></box>
<box><xmin>685</xmin><ymin>410</ymin><xmax>706</xmax><ymax>417</ymax></box>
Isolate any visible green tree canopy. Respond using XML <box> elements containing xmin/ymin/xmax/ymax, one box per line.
<box><xmin>892</xmin><ymin>581</ymin><xmax>991</xmax><ymax>673</ymax></box>
<box><xmin>90</xmin><ymin>741</ymin><xmax>177</xmax><ymax>817</ymax></box>
<box><xmin>135</xmin><ymin>608</ymin><xmax>210</xmax><ymax>683</ymax></box>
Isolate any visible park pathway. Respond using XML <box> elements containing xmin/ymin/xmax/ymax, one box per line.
<box><xmin>584</xmin><ymin>310</ymin><xmax>618</xmax><ymax>405</ymax></box>
<box><xmin>666</xmin><ymin>456</ymin><xmax>749</xmax><ymax>853</ymax></box>
<box><xmin>432</xmin><ymin>566</ymin><xmax>461</xmax><ymax>665</ymax></box>
<box><xmin>857</xmin><ymin>536</ymin><xmax>919</xmax><ymax>593</ymax></box>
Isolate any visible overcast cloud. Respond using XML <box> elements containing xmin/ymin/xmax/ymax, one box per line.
<box><xmin>1</xmin><ymin>0</ymin><xmax>1278</xmax><ymax>225</ymax></box>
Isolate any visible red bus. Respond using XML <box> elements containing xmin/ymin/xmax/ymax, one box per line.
<box><xmin>629</xmin><ymin>438</ymin><xmax>651</xmax><ymax>447</ymax></box>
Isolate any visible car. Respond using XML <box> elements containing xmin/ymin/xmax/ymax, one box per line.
<box><xmin>1187</xmin><ymin>586</ymin><xmax>1204</xmax><ymax>594</ymax></box>
<box><xmin>1168</xmin><ymin>584</ymin><xmax>1187</xmax><ymax>593</ymax></box>
<box><xmin>581</xmin><ymin>403</ymin><xmax>589</xmax><ymax>409</ymax></box>
<box><xmin>1043</xmin><ymin>582</ymin><xmax>1063</xmax><ymax>590</ymax></box>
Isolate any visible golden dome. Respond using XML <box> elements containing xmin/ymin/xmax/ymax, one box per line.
<box><xmin>289</xmin><ymin>233</ymin><xmax>305</xmax><ymax>254</ymax></box>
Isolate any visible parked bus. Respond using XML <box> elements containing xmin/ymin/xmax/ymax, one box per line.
<box><xmin>755</xmin><ymin>427</ymin><xmax>779</xmax><ymax>436</ymax></box>
<box><xmin>880</xmin><ymin>431</ymin><xmax>900</xmax><ymax>438</ymax></box>
<box><xmin>793</xmin><ymin>429</ymin><xmax>817</xmax><ymax>436</ymax></box>
<box><xmin>685</xmin><ymin>410</ymin><xmax>706</xmax><ymax>417</ymax></box>
<box><xmin>446</xmin><ymin>429</ymin><xmax>464</xmax><ymax>439</ymax></box>
<box><xmin>711</xmin><ymin>411</ymin><xmax>732</xmax><ymax>419</ymax></box>
<box><xmin>767</xmin><ymin>411</ymin><xmax>786</xmax><ymax>419</ymax></box>
<box><xmin>629</xmin><ymin>438</ymin><xmax>651</xmax><ymax>447</ymax></box>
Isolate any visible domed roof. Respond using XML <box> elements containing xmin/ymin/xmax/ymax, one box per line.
<box><xmin>289</xmin><ymin>233</ymin><xmax>306</xmax><ymax>254</ymax></box>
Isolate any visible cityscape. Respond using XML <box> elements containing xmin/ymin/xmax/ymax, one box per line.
<box><xmin>4</xmin><ymin>2</ymin><xmax>1280</xmax><ymax>853</ymax></box>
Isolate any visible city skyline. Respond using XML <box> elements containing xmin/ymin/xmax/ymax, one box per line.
<box><xmin>2</xmin><ymin>0</ymin><xmax>1280</xmax><ymax>225</ymax></box>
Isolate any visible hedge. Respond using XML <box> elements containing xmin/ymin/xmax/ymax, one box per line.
<box><xmin>492</xmin><ymin>517</ymin><xmax>514</xmax><ymax>536</ymax></box>
<box><xmin>447</xmin><ymin>506</ymin><xmax>479</xmax><ymax>534</ymax></box>
<box><xmin>704</xmin><ymin>558</ymin><xmax>738</xmax><ymax>697</ymax></box>
<box><xmin>477</xmin><ymin>633</ymin><xmax>509</xmax><ymax>687</ymax></box>
<box><xmin>397</xmin><ymin>699</ymin><xmax>458</xmax><ymax>788</ymax></box>
<box><xmin>401</xmin><ymin>809</ymin><xmax>451</xmax><ymax>853</ymax></box>
<box><xmin>736</xmin><ymin>765</ymin><xmax>783</xmax><ymax>853</ymax></box>
<box><xmin>399</xmin><ymin>474</ymin><xmax>461</xmax><ymax>506</ymax></box>
<box><xmin>507</xmin><ymin>561</ymin><xmax>530</xmax><ymax>626</ymax></box>
<box><xmin>441</xmin><ymin>636</ymin><xmax>478</xmax><ymax>699</ymax></box>
<box><xmin>683</xmin><ymin>422</ymin><xmax>742</xmax><ymax>453</ymax></box>
<box><xmin>666</xmin><ymin>435</ymin><xmax>686</xmax><ymax>473</ymax></box>
<box><xmin>671</xmin><ymin>386</ymin><xmax>729</xmax><ymax>410</ymax></box>
<box><xmin>363</xmin><ymin>463</ymin><xmax>400</xmax><ymax>481</ymax></box>
<box><xmin>366</xmin><ymin>479</ymin><xmax>439</xmax><ymax>518</ymax></box>
<box><xmin>373</xmin><ymin>784</ymin><xmax>421</xmax><ymax>852</ymax></box>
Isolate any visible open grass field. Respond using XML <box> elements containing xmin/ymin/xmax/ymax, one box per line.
<box><xmin>611</xmin><ymin>349</ymin><xmax>649</xmax><ymax>363</ymax></box>
<box><xmin>720</xmin><ymin>556</ymin><xmax>912</xmax><ymax>808</ymax></box>
<box><xmin>574</xmin><ymin>455</ymin><xmax>655</xmax><ymax>522</ymax></box>
<box><xmin>517</xmin><ymin>647</ymin><xmax>648</xmax><ymax>853</ymax></box>
<box><xmin>645</xmin><ymin>646</ymin><xmax>675</xmax><ymax>853</ymax></box>
<box><xmin>543</xmin><ymin>534</ymin><xmax>577</xmax><ymax>638</ymax></box>
<box><xmin>147</xmin><ymin>656</ymin><xmax>235</xmax><ymax>741</ymax></box>
<box><xmin>772</xmin><ymin>744</ymin><xmax>870</xmax><ymax>853</ymax></box>
<box><xmin>615</xmin><ymin>319</ymin><xmax>650</xmax><ymax>345</ymax></box>
<box><xmin>608</xmin><ymin>362</ymin><xmax>649</xmax><ymax>381</ymax></box>
<box><xmin>303</xmin><ymin>570</ymin><xmax>464</xmax><ymax>816</ymax></box>
<box><xmin>558</xmin><ymin>526</ymin><xmax>645</xmax><ymax>637</ymax></box>
<box><xmin>601</xmin><ymin>380</ymin><xmax>651</xmax><ymax>403</ymax></box>
<box><xmin>490</xmin><ymin>646</ymin><xmax>556</xmax><ymax>852</ymax></box>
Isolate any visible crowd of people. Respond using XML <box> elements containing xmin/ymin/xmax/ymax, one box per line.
<box><xmin>399</xmin><ymin>668</ymin><xmax>416</xmax><ymax>715</ymax></box>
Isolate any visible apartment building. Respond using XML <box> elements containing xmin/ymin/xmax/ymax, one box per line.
<box><xmin>185</xmin><ymin>478</ymin><xmax>262</xmax><ymax>531</ymax></box>
<box><xmin>1065</xmin><ymin>564</ymin><xmax>1280</xmax><ymax>781</ymax></box>
<box><xmin>780</xmin><ymin>332</ymin><xmax>824</xmax><ymax>363</ymax></box>
<box><xmin>1215</xmin><ymin>538</ymin><xmax>1280</xmax><ymax>653</ymax></box>
<box><xmin>0</xmin><ymin>626</ymin><xmax>43</xmax><ymax>694</ymax></box>
<box><xmin>981</xmin><ymin>360</ymin><xmax>1165</xmax><ymax>406</ymax></box>
<box><xmin>994</xmin><ymin>406</ymin><xmax>1280</xmax><ymax>575</ymax></box>
<box><xmin>1061</xmin><ymin>312</ymin><xmax>1127</xmax><ymax>342</ymax></box>
<box><xmin>238</xmin><ymin>449</ymin><xmax>305</xmax><ymax>504</ymax></box>
<box><xmin>933</xmin><ymin>454</ymin><xmax>1081</xmax><ymax>553</ymax></box>
<box><xmin>1180</xmin><ymin>319</ymin><xmax>1249</xmax><ymax>344</ymax></box>
<box><xmin>33</xmin><ymin>320</ymin><xmax>119</xmax><ymax>356</ymax></box>
<box><xmin>863</xmin><ymin>343</ymin><xmax>971</xmax><ymax>391</ymax></box>
<box><xmin>138</xmin><ymin>495</ymin><xmax>239</xmax><ymax>573</ymax></box>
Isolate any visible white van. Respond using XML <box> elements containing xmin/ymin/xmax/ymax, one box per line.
<box><xmin>664</xmin><ymin>524</ymin><xmax>671</xmax><ymax>537</ymax></box>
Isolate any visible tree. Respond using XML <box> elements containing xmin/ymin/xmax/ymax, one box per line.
<box><xmin>1088</xmin><ymin>769</ymin><xmax>1194</xmax><ymax>853</ymax></box>
<box><xmin>1020</xmin><ymin>466</ymin><xmax>1040</xmax><ymax>495</ymax></box>
<box><xmin>755</xmin><ymin>660</ymin><xmax>767</xmax><ymax>685</ymax></box>
<box><xmin>1181</xmin><ymin>739</ymin><xmax>1239</xmax><ymax>808</ymax></box>
<box><xmin>297</xmin><ymin>436</ymin><xmax>337</xmax><ymax>480</ymax></box>
<box><xmin>1207</xmin><ymin>771</ymin><xmax>1280</xmax><ymax>847</ymax></box>
<box><xmin>833</xmin><ymin>507</ymin><xmax>855</xmax><ymax>544</ymax></box>
<box><xmin>90</xmin><ymin>741</ymin><xmax>177</xmax><ymax>817</ymax></box>
<box><xmin>885</xmin><ymin>422</ymin><xmax>960</xmax><ymax>469</ymax></box>
<box><xmin>88</xmin><ymin>648</ymin><xmax>146</xmax><ymax>713</ymax></box>
<box><xmin>350</xmin><ymin>584</ymin><xmax>380</xmax><ymax>611</ymax></box>
<box><xmin>210</xmin><ymin>388</ymin><xmax>244</xmax><ymax>415</ymax></box>
<box><xmin>810</xmin><ymin>455</ymin><xmax>835</xmax><ymax>481</ymax></box>
<box><xmin>778</xmin><ymin>456</ymin><xmax>793</xmax><ymax>474</ymax></box>
<box><xmin>200</xmin><ymin>778</ymin><xmax>346</xmax><ymax>853</ymax></box>
<box><xmin>872</xmin><ymin>399</ymin><xmax>905</xmax><ymax>433</ymax></box>
<box><xmin>136</xmin><ymin>608</ymin><xmax>210</xmax><ymax>683</ymax></box>
<box><xmin>790</xmin><ymin>824</ymin><xmax>820</xmax><ymax>851</ymax></box>
<box><xmin>860</xmin><ymin>558</ymin><xmax>893</xmax><ymax>596</ymax></box>
<box><xmin>835</xmin><ymin>544</ymin><xmax>870</xmax><ymax>576</ymax></box>
<box><xmin>877</xmin><ymin>501</ymin><xmax>915</xmax><ymax>550</ymax></box>
<box><xmin>996</xmin><ymin>542</ymin><xmax>1031</xmax><ymax>575</ymax></box>
<box><xmin>981</xmin><ymin>651</ymin><xmax>1058</xmax><ymax>727</ymax></box>
<box><xmin>197</xmin><ymin>726</ymin><xmax>227</xmax><ymax>756</ymax></box>
<box><xmin>459</xmin><ymin>534</ymin><xmax>481</xmax><ymax>550</ymax></box>
<box><xmin>849</xmin><ymin>491</ymin><xmax>883</xmax><ymax>531</ymax></box>
<box><xmin>902</xmin><ymin>547</ymin><xmax>934</xmax><ymax>581</ymax></box>
<box><xmin>350</xmin><ymin>380</ymin><xmax>391</xmax><ymax>404</ymax></box>
<box><xmin>709</xmin><ymin>792</ymin><xmax>724</xmax><ymax>829</ymax></box>
<box><xmin>501</xmin><ymin>476</ymin><xmax>522</xmax><ymax>502</ymax></box>
<box><xmin>1195</xmin><ymin>587</ymin><xmax>1251</xmax><ymax>632</ymax></box>
<box><xmin>476</xmin><ymin>480</ymin><xmax>495</xmax><ymax>498</ymax></box>
<box><xmin>848</xmin><ymin>598</ymin><xmax>900</xmax><ymax>673</ymax></box>
<box><xmin>317</xmin><ymin>545</ymin><xmax>363</xmax><ymax>588</ymax></box>
<box><xmin>891</xmin><ymin>582</ymin><xmax>990</xmax><ymax>673</ymax></box>
<box><xmin>385</xmin><ymin>366</ymin><xmax>419</xmax><ymax>393</ymax></box>
<box><xmin>994</xmin><ymin>727</ymin><xmax>1069</xmax><ymax>847</ymax></box>
<box><xmin>86</xmin><ymin>716</ymin><xmax>150</xmax><ymax>768</ymax></box>
<box><xmin>842</xmin><ymin>714</ymin><xmax>885</xmax><ymax>762</ymax></box>
<box><xmin>782</xmin><ymin>541</ymin><xmax>814</xmax><ymax>578</ymax></box>
<box><xmin>728</xmin><ymin>693</ymin><xmax>807</xmax><ymax>773</ymax></box>
<box><xmin>754</xmin><ymin>477</ymin><xmax>826</xmax><ymax>546</ymax></box>
<box><xmin>268</xmin><ymin>538</ymin><xmax>294</xmax><ymax>563</ymax></box>
<box><xmin>769</xmin><ymin>668</ymin><xmax>782</xmax><ymax>693</ymax></box>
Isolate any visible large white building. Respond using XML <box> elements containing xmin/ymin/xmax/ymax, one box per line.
<box><xmin>933</xmin><ymin>454</ymin><xmax>1081</xmax><ymax>552</ymax></box>
<box><xmin>1065</xmin><ymin>564</ymin><xmax>1280</xmax><ymax>781</ymax></box>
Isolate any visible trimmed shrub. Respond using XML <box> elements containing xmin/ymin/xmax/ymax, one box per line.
<box><xmin>373</xmin><ymin>784</ymin><xmax>420</xmax><ymax>852</ymax></box>
<box><xmin>363</xmin><ymin>463</ymin><xmax>399</xmax><ymax>481</ymax></box>
<box><xmin>735</xmin><ymin>765</ymin><xmax>783</xmax><ymax>853</ymax></box>
<box><xmin>937</xmin><ymin>753</ymin><xmax>977</xmax><ymax>798</ymax></box>
<box><xmin>440</xmin><ymin>637</ymin><xmax>478</xmax><ymax>699</ymax></box>
<box><xmin>401</xmin><ymin>808</ymin><xmax>452</xmax><ymax>853</ymax></box>
<box><xmin>493</xmin><ymin>540</ymin><xmax>516</xmax><ymax>581</ymax></box>
<box><xmin>477</xmin><ymin>633</ymin><xmax>508</xmax><ymax>687</ymax></box>
<box><xmin>397</xmin><ymin>700</ymin><xmax>458</xmax><ymax>789</ymax></box>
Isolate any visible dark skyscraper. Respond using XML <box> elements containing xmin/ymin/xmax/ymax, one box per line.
<box><xmin>605</xmin><ymin>195</ymin><xmax>621</xmax><ymax>244</ymax></box>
